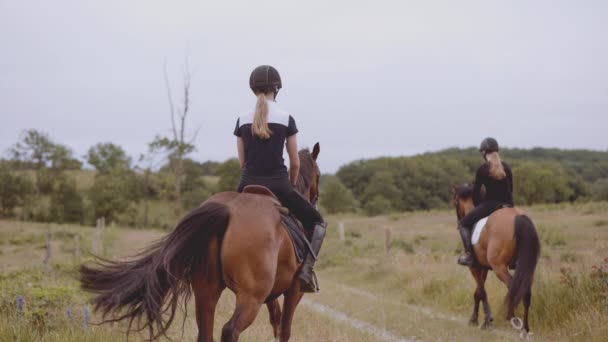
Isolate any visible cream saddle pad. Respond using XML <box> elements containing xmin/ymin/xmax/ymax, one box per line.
<box><xmin>472</xmin><ymin>217</ymin><xmax>489</xmax><ymax>245</ymax></box>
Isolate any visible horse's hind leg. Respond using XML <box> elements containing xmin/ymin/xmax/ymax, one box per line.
<box><xmin>492</xmin><ymin>265</ymin><xmax>515</xmax><ymax>319</ymax></box>
<box><xmin>267</xmin><ymin>299</ymin><xmax>282</xmax><ymax>340</ymax></box>
<box><xmin>221</xmin><ymin>294</ymin><xmax>264</xmax><ymax>342</ymax></box>
<box><xmin>194</xmin><ymin>279</ymin><xmax>225</xmax><ymax>342</ymax></box>
<box><xmin>523</xmin><ymin>290</ymin><xmax>531</xmax><ymax>332</ymax></box>
<box><xmin>193</xmin><ymin>237</ymin><xmax>225</xmax><ymax>342</ymax></box>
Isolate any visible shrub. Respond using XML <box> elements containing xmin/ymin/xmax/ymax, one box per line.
<box><xmin>363</xmin><ymin>195</ymin><xmax>392</xmax><ymax>216</ymax></box>
<box><xmin>320</xmin><ymin>176</ymin><xmax>359</xmax><ymax>214</ymax></box>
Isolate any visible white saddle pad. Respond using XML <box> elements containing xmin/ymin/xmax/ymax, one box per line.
<box><xmin>471</xmin><ymin>217</ymin><xmax>489</xmax><ymax>245</ymax></box>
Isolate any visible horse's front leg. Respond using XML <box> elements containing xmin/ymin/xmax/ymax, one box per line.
<box><xmin>468</xmin><ymin>267</ymin><xmax>482</xmax><ymax>326</ymax></box>
<box><xmin>470</xmin><ymin>290</ymin><xmax>480</xmax><ymax>326</ymax></box>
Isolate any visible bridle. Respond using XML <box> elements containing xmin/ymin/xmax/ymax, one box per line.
<box><xmin>310</xmin><ymin>172</ymin><xmax>320</xmax><ymax>207</ymax></box>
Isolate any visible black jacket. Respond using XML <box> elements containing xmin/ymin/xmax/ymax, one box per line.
<box><xmin>472</xmin><ymin>162</ymin><xmax>514</xmax><ymax>206</ymax></box>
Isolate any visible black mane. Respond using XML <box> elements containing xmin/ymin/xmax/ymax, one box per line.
<box><xmin>455</xmin><ymin>183</ymin><xmax>474</xmax><ymax>199</ymax></box>
<box><xmin>296</xmin><ymin>148</ymin><xmax>316</xmax><ymax>194</ymax></box>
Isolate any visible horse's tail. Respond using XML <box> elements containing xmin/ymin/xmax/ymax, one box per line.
<box><xmin>506</xmin><ymin>214</ymin><xmax>540</xmax><ymax>314</ymax></box>
<box><xmin>79</xmin><ymin>201</ymin><xmax>230</xmax><ymax>339</ymax></box>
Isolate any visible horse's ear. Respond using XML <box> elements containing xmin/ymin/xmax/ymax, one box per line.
<box><xmin>312</xmin><ymin>142</ymin><xmax>320</xmax><ymax>160</ymax></box>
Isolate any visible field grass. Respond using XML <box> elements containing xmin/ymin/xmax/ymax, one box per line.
<box><xmin>1</xmin><ymin>201</ymin><xmax>607</xmax><ymax>341</ymax></box>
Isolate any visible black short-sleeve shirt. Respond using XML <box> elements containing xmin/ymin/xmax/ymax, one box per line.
<box><xmin>234</xmin><ymin>101</ymin><xmax>298</xmax><ymax>177</ymax></box>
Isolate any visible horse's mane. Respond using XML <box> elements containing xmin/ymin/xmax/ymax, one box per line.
<box><xmin>454</xmin><ymin>183</ymin><xmax>474</xmax><ymax>199</ymax></box>
<box><xmin>296</xmin><ymin>148</ymin><xmax>316</xmax><ymax>194</ymax></box>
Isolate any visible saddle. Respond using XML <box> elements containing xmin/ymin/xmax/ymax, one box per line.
<box><xmin>242</xmin><ymin>185</ymin><xmax>309</xmax><ymax>262</ymax></box>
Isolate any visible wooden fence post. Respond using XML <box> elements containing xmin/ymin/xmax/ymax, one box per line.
<box><xmin>384</xmin><ymin>227</ymin><xmax>391</xmax><ymax>256</ymax></box>
<box><xmin>338</xmin><ymin>222</ymin><xmax>345</xmax><ymax>242</ymax></box>
<box><xmin>44</xmin><ymin>231</ymin><xmax>52</xmax><ymax>274</ymax></box>
<box><xmin>92</xmin><ymin>218</ymin><xmax>101</xmax><ymax>254</ymax></box>
<box><xmin>74</xmin><ymin>235</ymin><xmax>80</xmax><ymax>258</ymax></box>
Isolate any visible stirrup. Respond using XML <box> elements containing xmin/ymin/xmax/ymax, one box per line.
<box><xmin>457</xmin><ymin>253</ymin><xmax>473</xmax><ymax>266</ymax></box>
<box><xmin>299</xmin><ymin>270</ymin><xmax>319</xmax><ymax>293</ymax></box>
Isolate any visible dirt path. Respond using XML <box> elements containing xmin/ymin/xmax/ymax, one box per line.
<box><xmin>309</xmin><ymin>277</ymin><xmax>527</xmax><ymax>341</ymax></box>
<box><xmin>301</xmin><ymin>298</ymin><xmax>419</xmax><ymax>342</ymax></box>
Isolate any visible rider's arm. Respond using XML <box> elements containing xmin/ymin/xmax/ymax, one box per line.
<box><xmin>236</xmin><ymin>137</ymin><xmax>245</xmax><ymax>169</ymax></box>
<box><xmin>286</xmin><ymin>134</ymin><xmax>300</xmax><ymax>186</ymax></box>
<box><xmin>506</xmin><ymin>164</ymin><xmax>513</xmax><ymax>194</ymax></box>
<box><xmin>472</xmin><ymin>166</ymin><xmax>484</xmax><ymax>206</ymax></box>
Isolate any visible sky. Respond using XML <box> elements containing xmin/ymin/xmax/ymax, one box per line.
<box><xmin>1</xmin><ymin>0</ymin><xmax>607</xmax><ymax>173</ymax></box>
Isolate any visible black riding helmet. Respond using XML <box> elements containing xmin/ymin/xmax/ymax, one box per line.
<box><xmin>249</xmin><ymin>65</ymin><xmax>282</xmax><ymax>95</ymax></box>
<box><xmin>479</xmin><ymin>137</ymin><xmax>499</xmax><ymax>153</ymax></box>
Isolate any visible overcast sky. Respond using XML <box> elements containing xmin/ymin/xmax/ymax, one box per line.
<box><xmin>1</xmin><ymin>0</ymin><xmax>607</xmax><ymax>172</ymax></box>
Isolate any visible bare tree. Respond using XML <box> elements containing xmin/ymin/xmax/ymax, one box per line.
<box><xmin>136</xmin><ymin>151</ymin><xmax>163</xmax><ymax>227</ymax></box>
<box><xmin>150</xmin><ymin>61</ymin><xmax>199</xmax><ymax>215</ymax></box>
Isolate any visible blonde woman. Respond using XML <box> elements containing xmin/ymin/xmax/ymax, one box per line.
<box><xmin>458</xmin><ymin>137</ymin><xmax>514</xmax><ymax>266</ymax></box>
<box><xmin>234</xmin><ymin>65</ymin><xmax>326</xmax><ymax>292</ymax></box>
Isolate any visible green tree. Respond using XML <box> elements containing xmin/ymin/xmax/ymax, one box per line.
<box><xmin>49</xmin><ymin>176</ymin><xmax>84</xmax><ymax>223</ymax></box>
<box><xmin>89</xmin><ymin>168</ymin><xmax>139</xmax><ymax>222</ymax></box>
<box><xmin>216</xmin><ymin>158</ymin><xmax>241</xmax><ymax>192</ymax></box>
<box><xmin>86</xmin><ymin>143</ymin><xmax>131</xmax><ymax>173</ymax></box>
<box><xmin>592</xmin><ymin>178</ymin><xmax>608</xmax><ymax>201</ymax></box>
<box><xmin>10</xmin><ymin>130</ymin><xmax>80</xmax><ymax>194</ymax></box>
<box><xmin>513</xmin><ymin>162</ymin><xmax>574</xmax><ymax>205</ymax></box>
<box><xmin>361</xmin><ymin>171</ymin><xmax>402</xmax><ymax>210</ymax></box>
<box><xmin>320</xmin><ymin>176</ymin><xmax>359</xmax><ymax>214</ymax></box>
<box><xmin>181</xmin><ymin>160</ymin><xmax>215</xmax><ymax>209</ymax></box>
<box><xmin>182</xmin><ymin>186</ymin><xmax>213</xmax><ymax>210</ymax></box>
<box><xmin>0</xmin><ymin>166</ymin><xmax>33</xmax><ymax>217</ymax></box>
<box><xmin>10</xmin><ymin>129</ymin><xmax>55</xmax><ymax>194</ymax></box>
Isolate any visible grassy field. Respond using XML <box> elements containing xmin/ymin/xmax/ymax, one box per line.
<box><xmin>1</xmin><ymin>201</ymin><xmax>607</xmax><ymax>341</ymax></box>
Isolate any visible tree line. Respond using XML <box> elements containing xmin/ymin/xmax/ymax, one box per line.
<box><xmin>0</xmin><ymin>129</ymin><xmax>241</xmax><ymax>228</ymax></box>
<box><xmin>2</xmin><ymin>130</ymin><xmax>607</xmax><ymax>225</ymax></box>
<box><xmin>322</xmin><ymin>147</ymin><xmax>608</xmax><ymax>216</ymax></box>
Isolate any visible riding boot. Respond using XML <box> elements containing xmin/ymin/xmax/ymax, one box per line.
<box><xmin>298</xmin><ymin>222</ymin><xmax>327</xmax><ymax>293</ymax></box>
<box><xmin>457</xmin><ymin>224</ymin><xmax>474</xmax><ymax>266</ymax></box>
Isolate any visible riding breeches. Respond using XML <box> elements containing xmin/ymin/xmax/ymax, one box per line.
<box><xmin>460</xmin><ymin>201</ymin><xmax>503</xmax><ymax>231</ymax></box>
<box><xmin>237</xmin><ymin>174</ymin><xmax>323</xmax><ymax>232</ymax></box>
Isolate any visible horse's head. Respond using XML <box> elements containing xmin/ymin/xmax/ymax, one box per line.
<box><xmin>296</xmin><ymin>142</ymin><xmax>321</xmax><ymax>206</ymax></box>
<box><xmin>452</xmin><ymin>183</ymin><xmax>474</xmax><ymax>221</ymax></box>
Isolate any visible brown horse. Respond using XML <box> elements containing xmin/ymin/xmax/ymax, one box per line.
<box><xmin>80</xmin><ymin>144</ymin><xmax>322</xmax><ymax>342</ymax></box>
<box><xmin>452</xmin><ymin>183</ymin><xmax>540</xmax><ymax>335</ymax></box>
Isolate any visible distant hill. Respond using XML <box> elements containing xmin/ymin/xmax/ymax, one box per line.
<box><xmin>333</xmin><ymin>147</ymin><xmax>608</xmax><ymax>215</ymax></box>
<box><xmin>432</xmin><ymin>147</ymin><xmax>608</xmax><ymax>183</ymax></box>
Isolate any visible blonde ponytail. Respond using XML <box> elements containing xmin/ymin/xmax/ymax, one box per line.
<box><xmin>486</xmin><ymin>152</ymin><xmax>506</xmax><ymax>179</ymax></box>
<box><xmin>252</xmin><ymin>93</ymin><xmax>272</xmax><ymax>139</ymax></box>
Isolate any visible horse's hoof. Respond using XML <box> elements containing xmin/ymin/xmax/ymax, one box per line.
<box><xmin>510</xmin><ymin>317</ymin><xmax>524</xmax><ymax>330</ymax></box>
<box><xmin>519</xmin><ymin>331</ymin><xmax>531</xmax><ymax>340</ymax></box>
<box><xmin>468</xmin><ymin>319</ymin><xmax>478</xmax><ymax>327</ymax></box>
<box><xmin>481</xmin><ymin>321</ymin><xmax>492</xmax><ymax>330</ymax></box>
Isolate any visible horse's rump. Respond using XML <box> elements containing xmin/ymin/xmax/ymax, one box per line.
<box><xmin>220</xmin><ymin>192</ymin><xmax>299</xmax><ymax>300</ymax></box>
<box><xmin>241</xmin><ymin>186</ymin><xmax>308</xmax><ymax>261</ymax></box>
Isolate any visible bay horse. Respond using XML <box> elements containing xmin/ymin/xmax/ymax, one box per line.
<box><xmin>80</xmin><ymin>143</ymin><xmax>322</xmax><ymax>342</ymax></box>
<box><xmin>452</xmin><ymin>183</ymin><xmax>540</xmax><ymax>335</ymax></box>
